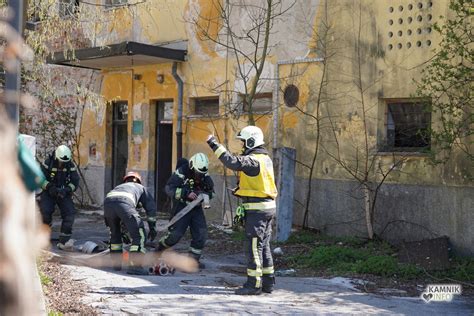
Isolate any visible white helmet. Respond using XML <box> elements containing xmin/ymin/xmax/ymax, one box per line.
<box><xmin>55</xmin><ymin>145</ymin><xmax>72</xmax><ymax>162</ymax></box>
<box><xmin>236</xmin><ymin>126</ymin><xmax>264</xmax><ymax>149</ymax></box>
<box><xmin>189</xmin><ymin>153</ymin><xmax>209</xmax><ymax>174</ymax></box>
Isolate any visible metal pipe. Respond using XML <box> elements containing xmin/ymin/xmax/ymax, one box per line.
<box><xmin>172</xmin><ymin>62</ymin><xmax>183</xmax><ymax>159</ymax></box>
<box><xmin>5</xmin><ymin>0</ymin><xmax>26</xmax><ymax>126</ymax></box>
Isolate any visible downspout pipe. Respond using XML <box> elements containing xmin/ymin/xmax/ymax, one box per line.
<box><xmin>172</xmin><ymin>62</ymin><xmax>183</xmax><ymax>159</ymax></box>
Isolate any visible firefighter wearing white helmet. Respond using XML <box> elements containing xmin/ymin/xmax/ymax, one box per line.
<box><xmin>207</xmin><ymin>126</ymin><xmax>277</xmax><ymax>295</ymax></box>
<box><xmin>39</xmin><ymin>145</ymin><xmax>80</xmax><ymax>249</ymax></box>
<box><xmin>157</xmin><ymin>153</ymin><xmax>214</xmax><ymax>269</ymax></box>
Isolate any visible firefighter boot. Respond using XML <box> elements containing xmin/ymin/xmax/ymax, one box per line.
<box><xmin>262</xmin><ymin>275</ymin><xmax>275</xmax><ymax>294</ymax></box>
<box><xmin>127</xmin><ymin>252</ymin><xmax>149</xmax><ymax>275</ymax></box>
<box><xmin>188</xmin><ymin>251</ymin><xmax>205</xmax><ymax>269</ymax></box>
<box><xmin>235</xmin><ymin>281</ymin><xmax>262</xmax><ymax>295</ymax></box>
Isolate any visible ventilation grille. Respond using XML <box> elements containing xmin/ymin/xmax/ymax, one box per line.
<box><xmin>386</xmin><ymin>1</ymin><xmax>434</xmax><ymax>51</ymax></box>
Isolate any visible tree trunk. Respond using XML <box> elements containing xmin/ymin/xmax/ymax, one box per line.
<box><xmin>363</xmin><ymin>185</ymin><xmax>374</xmax><ymax>239</ymax></box>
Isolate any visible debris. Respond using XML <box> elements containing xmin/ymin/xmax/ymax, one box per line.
<box><xmin>398</xmin><ymin>236</ymin><xmax>451</xmax><ymax>270</ymax></box>
<box><xmin>273</xmin><ymin>247</ymin><xmax>284</xmax><ymax>256</ymax></box>
<box><xmin>275</xmin><ymin>268</ymin><xmax>296</xmax><ymax>276</ymax></box>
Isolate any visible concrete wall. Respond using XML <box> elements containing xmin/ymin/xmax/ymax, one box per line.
<box><xmin>293</xmin><ymin>177</ymin><xmax>474</xmax><ymax>256</ymax></box>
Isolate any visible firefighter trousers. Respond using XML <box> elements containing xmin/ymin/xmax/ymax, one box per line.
<box><xmin>39</xmin><ymin>193</ymin><xmax>75</xmax><ymax>244</ymax></box>
<box><xmin>244</xmin><ymin>209</ymin><xmax>275</xmax><ymax>289</ymax></box>
<box><xmin>158</xmin><ymin>205</ymin><xmax>207</xmax><ymax>259</ymax></box>
<box><xmin>104</xmin><ymin>199</ymin><xmax>146</xmax><ymax>254</ymax></box>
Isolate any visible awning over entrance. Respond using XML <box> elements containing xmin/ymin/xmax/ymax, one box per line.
<box><xmin>48</xmin><ymin>41</ymin><xmax>186</xmax><ymax>70</ymax></box>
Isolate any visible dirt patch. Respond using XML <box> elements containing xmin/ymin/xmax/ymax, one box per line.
<box><xmin>39</xmin><ymin>260</ymin><xmax>98</xmax><ymax>315</ymax></box>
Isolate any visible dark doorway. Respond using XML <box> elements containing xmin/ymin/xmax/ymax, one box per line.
<box><xmin>155</xmin><ymin>100</ymin><xmax>174</xmax><ymax>211</ymax></box>
<box><xmin>112</xmin><ymin>101</ymin><xmax>128</xmax><ymax>188</ymax></box>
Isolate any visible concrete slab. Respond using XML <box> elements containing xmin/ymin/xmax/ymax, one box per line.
<box><xmin>51</xmin><ymin>211</ymin><xmax>474</xmax><ymax>315</ymax></box>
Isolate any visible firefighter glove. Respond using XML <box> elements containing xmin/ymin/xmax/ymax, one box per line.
<box><xmin>206</xmin><ymin>135</ymin><xmax>219</xmax><ymax>150</ymax></box>
<box><xmin>187</xmin><ymin>191</ymin><xmax>198</xmax><ymax>201</ymax></box>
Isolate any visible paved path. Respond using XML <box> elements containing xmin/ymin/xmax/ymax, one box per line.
<box><xmin>56</xmin><ymin>213</ymin><xmax>474</xmax><ymax>315</ymax></box>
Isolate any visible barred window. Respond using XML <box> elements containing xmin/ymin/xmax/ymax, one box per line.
<box><xmin>191</xmin><ymin>97</ymin><xmax>219</xmax><ymax>116</ymax></box>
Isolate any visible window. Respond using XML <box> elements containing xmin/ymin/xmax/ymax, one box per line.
<box><xmin>59</xmin><ymin>0</ymin><xmax>80</xmax><ymax>17</ymax></box>
<box><xmin>242</xmin><ymin>93</ymin><xmax>272</xmax><ymax>113</ymax></box>
<box><xmin>191</xmin><ymin>97</ymin><xmax>219</xmax><ymax>116</ymax></box>
<box><xmin>105</xmin><ymin>0</ymin><xmax>128</xmax><ymax>8</ymax></box>
<box><xmin>383</xmin><ymin>100</ymin><xmax>431</xmax><ymax>151</ymax></box>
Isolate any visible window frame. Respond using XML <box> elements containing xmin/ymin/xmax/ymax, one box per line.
<box><xmin>379</xmin><ymin>98</ymin><xmax>432</xmax><ymax>153</ymax></box>
<box><xmin>189</xmin><ymin>96</ymin><xmax>220</xmax><ymax>117</ymax></box>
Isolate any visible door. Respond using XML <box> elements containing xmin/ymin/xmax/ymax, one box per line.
<box><xmin>155</xmin><ymin>100</ymin><xmax>174</xmax><ymax>211</ymax></box>
<box><xmin>112</xmin><ymin>101</ymin><xmax>128</xmax><ymax>188</ymax></box>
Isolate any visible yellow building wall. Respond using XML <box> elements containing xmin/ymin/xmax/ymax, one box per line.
<box><xmin>78</xmin><ymin>0</ymin><xmax>472</xmax><ymax>189</ymax></box>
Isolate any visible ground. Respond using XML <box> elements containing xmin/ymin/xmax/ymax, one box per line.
<box><xmin>39</xmin><ymin>210</ymin><xmax>474</xmax><ymax>315</ymax></box>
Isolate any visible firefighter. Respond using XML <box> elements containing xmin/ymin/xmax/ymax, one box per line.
<box><xmin>39</xmin><ymin>145</ymin><xmax>80</xmax><ymax>249</ymax></box>
<box><xmin>206</xmin><ymin>126</ymin><xmax>278</xmax><ymax>295</ymax></box>
<box><xmin>104</xmin><ymin>171</ymin><xmax>157</xmax><ymax>275</ymax></box>
<box><xmin>156</xmin><ymin>153</ymin><xmax>214</xmax><ymax>269</ymax></box>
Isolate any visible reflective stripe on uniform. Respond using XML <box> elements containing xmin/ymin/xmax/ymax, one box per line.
<box><xmin>247</xmin><ymin>269</ymin><xmax>263</xmax><ymax>277</ymax></box>
<box><xmin>111</xmin><ymin>244</ymin><xmax>122</xmax><ymax>251</ymax></box>
<box><xmin>147</xmin><ymin>217</ymin><xmax>156</xmax><ymax>222</ymax></box>
<box><xmin>214</xmin><ymin>145</ymin><xmax>226</xmax><ymax>158</ymax></box>
<box><xmin>262</xmin><ymin>266</ymin><xmax>274</xmax><ymax>274</ymax></box>
<box><xmin>189</xmin><ymin>247</ymin><xmax>202</xmax><ymax>255</ymax></box>
<box><xmin>106</xmin><ymin>191</ymin><xmax>136</xmax><ymax>205</ymax></box>
<box><xmin>68</xmin><ymin>183</ymin><xmax>75</xmax><ymax>191</ymax></box>
<box><xmin>139</xmin><ymin>228</ymin><xmax>146</xmax><ymax>253</ymax></box>
<box><xmin>251</xmin><ymin>237</ymin><xmax>262</xmax><ymax>287</ymax></box>
<box><xmin>175</xmin><ymin>187</ymin><xmax>182</xmax><ymax>200</ymax></box>
<box><xmin>242</xmin><ymin>201</ymin><xmax>276</xmax><ymax>210</ymax></box>
<box><xmin>130</xmin><ymin>245</ymin><xmax>139</xmax><ymax>252</ymax></box>
<box><xmin>175</xmin><ymin>170</ymin><xmax>185</xmax><ymax>179</ymax></box>
<box><xmin>42</xmin><ymin>180</ymin><xmax>49</xmax><ymax>190</ymax></box>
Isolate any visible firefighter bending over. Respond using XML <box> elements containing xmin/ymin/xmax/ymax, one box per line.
<box><xmin>207</xmin><ymin>126</ymin><xmax>278</xmax><ymax>295</ymax></box>
<box><xmin>104</xmin><ymin>171</ymin><xmax>157</xmax><ymax>275</ymax></box>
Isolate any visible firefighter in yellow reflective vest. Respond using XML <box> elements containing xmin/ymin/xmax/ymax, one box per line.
<box><xmin>206</xmin><ymin>126</ymin><xmax>277</xmax><ymax>295</ymax></box>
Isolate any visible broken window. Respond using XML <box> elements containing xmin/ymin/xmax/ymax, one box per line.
<box><xmin>191</xmin><ymin>97</ymin><xmax>219</xmax><ymax>116</ymax></box>
<box><xmin>384</xmin><ymin>100</ymin><xmax>431</xmax><ymax>151</ymax></box>
<box><xmin>242</xmin><ymin>93</ymin><xmax>272</xmax><ymax>113</ymax></box>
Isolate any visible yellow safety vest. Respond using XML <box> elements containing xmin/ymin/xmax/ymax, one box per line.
<box><xmin>235</xmin><ymin>154</ymin><xmax>278</xmax><ymax>199</ymax></box>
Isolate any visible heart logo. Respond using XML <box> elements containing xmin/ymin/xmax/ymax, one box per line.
<box><xmin>421</xmin><ymin>292</ymin><xmax>433</xmax><ymax>302</ymax></box>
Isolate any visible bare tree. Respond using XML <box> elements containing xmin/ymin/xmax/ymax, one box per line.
<box><xmin>189</xmin><ymin>0</ymin><xmax>294</xmax><ymax>125</ymax></box>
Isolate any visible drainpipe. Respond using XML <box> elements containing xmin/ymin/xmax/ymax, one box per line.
<box><xmin>273</xmin><ymin>57</ymin><xmax>324</xmax><ymax>150</ymax></box>
<box><xmin>172</xmin><ymin>62</ymin><xmax>183</xmax><ymax>159</ymax></box>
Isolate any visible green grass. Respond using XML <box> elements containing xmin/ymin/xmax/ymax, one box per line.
<box><xmin>230</xmin><ymin>230</ymin><xmax>246</xmax><ymax>241</ymax></box>
<box><xmin>291</xmin><ymin>244</ymin><xmax>422</xmax><ymax>279</ymax></box>
<box><xmin>39</xmin><ymin>270</ymin><xmax>52</xmax><ymax>286</ymax></box>
<box><xmin>284</xmin><ymin>231</ymin><xmax>474</xmax><ymax>283</ymax></box>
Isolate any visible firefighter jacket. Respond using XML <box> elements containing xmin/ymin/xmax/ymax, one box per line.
<box><xmin>40</xmin><ymin>153</ymin><xmax>80</xmax><ymax>194</ymax></box>
<box><xmin>210</xmin><ymin>144</ymin><xmax>278</xmax><ymax>210</ymax></box>
<box><xmin>105</xmin><ymin>182</ymin><xmax>157</xmax><ymax>221</ymax></box>
<box><xmin>165</xmin><ymin>163</ymin><xmax>214</xmax><ymax>213</ymax></box>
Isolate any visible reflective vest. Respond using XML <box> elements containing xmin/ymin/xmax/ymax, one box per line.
<box><xmin>235</xmin><ymin>154</ymin><xmax>277</xmax><ymax>199</ymax></box>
